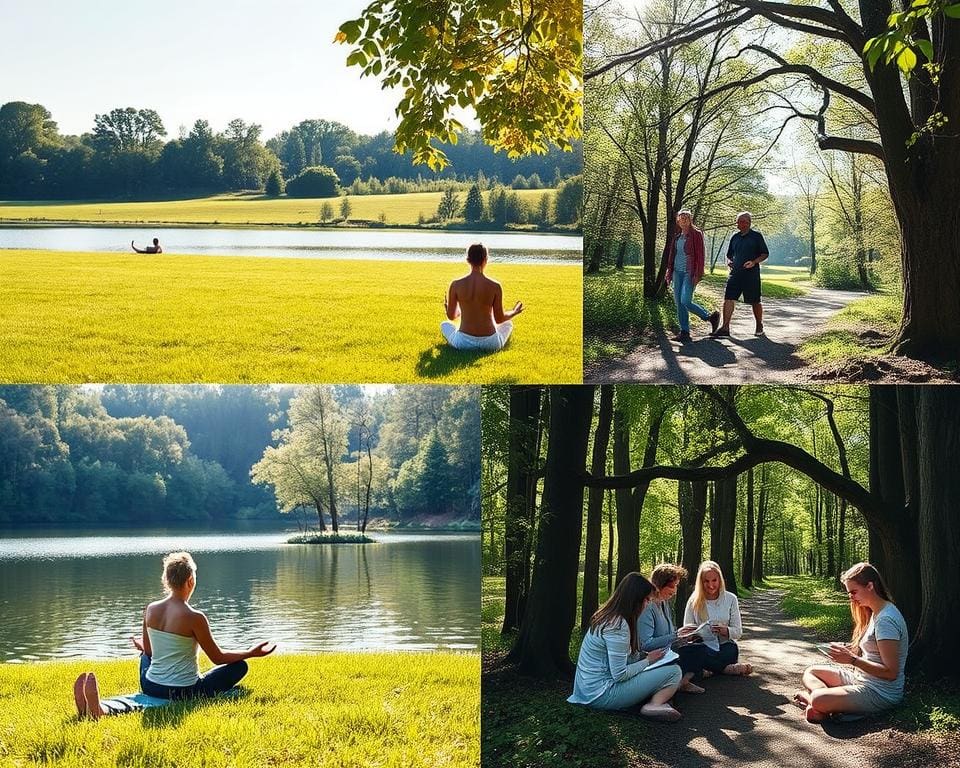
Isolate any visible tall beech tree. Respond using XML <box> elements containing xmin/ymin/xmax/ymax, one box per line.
<box><xmin>586</xmin><ymin>1</ymin><xmax>960</xmax><ymax>358</ymax></box>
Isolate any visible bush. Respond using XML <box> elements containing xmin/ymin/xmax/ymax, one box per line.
<box><xmin>264</xmin><ymin>168</ymin><xmax>284</xmax><ymax>197</ymax></box>
<box><xmin>815</xmin><ymin>255</ymin><xmax>871</xmax><ymax>290</ymax></box>
<box><xmin>286</xmin><ymin>165</ymin><xmax>340</xmax><ymax>198</ymax></box>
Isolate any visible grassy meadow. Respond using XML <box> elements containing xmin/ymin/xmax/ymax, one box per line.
<box><xmin>0</xmin><ymin>249</ymin><xmax>581</xmax><ymax>383</ymax></box>
<box><xmin>0</xmin><ymin>190</ymin><xmax>555</xmax><ymax>228</ymax></box>
<box><xmin>0</xmin><ymin>652</ymin><xmax>479</xmax><ymax>768</ymax></box>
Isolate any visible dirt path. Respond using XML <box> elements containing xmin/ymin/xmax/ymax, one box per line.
<box><xmin>587</xmin><ymin>287</ymin><xmax>865</xmax><ymax>383</ymax></box>
<box><xmin>652</xmin><ymin>588</ymin><xmax>947</xmax><ymax>768</ymax></box>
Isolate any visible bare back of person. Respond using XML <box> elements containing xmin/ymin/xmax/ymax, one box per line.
<box><xmin>449</xmin><ymin>272</ymin><xmax>501</xmax><ymax>337</ymax></box>
<box><xmin>145</xmin><ymin>596</ymin><xmax>199</xmax><ymax>638</ymax></box>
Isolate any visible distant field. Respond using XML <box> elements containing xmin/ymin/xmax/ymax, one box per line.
<box><xmin>0</xmin><ymin>189</ymin><xmax>557</xmax><ymax>227</ymax></box>
<box><xmin>0</xmin><ymin>652</ymin><xmax>479</xmax><ymax>768</ymax></box>
<box><xmin>0</xmin><ymin>249</ymin><xmax>581</xmax><ymax>383</ymax></box>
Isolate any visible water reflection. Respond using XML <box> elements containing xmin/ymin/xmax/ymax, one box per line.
<box><xmin>0</xmin><ymin>226</ymin><xmax>581</xmax><ymax>264</ymax></box>
<box><xmin>0</xmin><ymin>530</ymin><xmax>480</xmax><ymax>661</ymax></box>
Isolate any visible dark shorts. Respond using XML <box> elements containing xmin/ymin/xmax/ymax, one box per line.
<box><xmin>724</xmin><ymin>268</ymin><xmax>761</xmax><ymax>304</ymax></box>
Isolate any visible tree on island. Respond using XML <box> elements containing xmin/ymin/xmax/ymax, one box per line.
<box><xmin>337</xmin><ymin>0</ymin><xmax>583</xmax><ymax>169</ymax></box>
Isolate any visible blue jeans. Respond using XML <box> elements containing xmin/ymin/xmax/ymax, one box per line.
<box><xmin>702</xmin><ymin>641</ymin><xmax>739</xmax><ymax>674</ymax></box>
<box><xmin>672</xmin><ymin>271</ymin><xmax>710</xmax><ymax>332</ymax></box>
<box><xmin>139</xmin><ymin>653</ymin><xmax>248</xmax><ymax>700</ymax></box>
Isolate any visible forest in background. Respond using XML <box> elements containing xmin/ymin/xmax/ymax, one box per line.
<box><xmin>482</xmin><ymin>385</ymin><xmax>959</xmax><ymax>679</ymax></box>
<box><xmin>0</xmin><ymin>102</ymin><xmax>580</xmax><ymax>202</ymax></box>
<box><xmin>0</xmin><ymin>385</ymin><xmax>479</xmax><ymax>528</ymax></box>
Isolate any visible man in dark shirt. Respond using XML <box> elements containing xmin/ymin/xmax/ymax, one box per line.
<box><xmin>712</xmin><ymin>212</ymin><xmax>768</xmax><ymax>337</ymax></box>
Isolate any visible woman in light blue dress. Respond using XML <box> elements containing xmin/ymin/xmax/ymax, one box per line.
<box><xmin>568</xmin><ymin>572</ymin><xmax>683</xmax><ymax>721</ymax></box>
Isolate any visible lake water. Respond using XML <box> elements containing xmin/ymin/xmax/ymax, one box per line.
<box><xmin>0</xmin><ymin>226</ymin><xmax>581</xmax><ymax>264</ymax></box>
<box><xmin>0</xmin><ymin>527</ymin><xmax>480</xmax><ymax>662</ymax></box>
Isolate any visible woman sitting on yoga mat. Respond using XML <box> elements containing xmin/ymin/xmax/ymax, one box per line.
<box><xmin>74</xmin><ymin>551</ymin><xmax>275</xmax><ymax>720</ymax></box>
<box><xmin>795</xmin><ymin>562</ymin><xmax>908</xmax><ymax>723</ymax></box>
<box><xmin>681</xmin><ymin>560</ymin><xmax>753</xmax><ymax>677</ymax></box>
<box><xmin>568</xmin><ymin>571</ymin><xmax>683</xmax><ymax>721</ymax></box>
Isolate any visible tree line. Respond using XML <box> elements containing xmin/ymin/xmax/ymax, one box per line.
<box><xmin>0</xmin><ymin>385</ymin><xmax>480</xmax><ymax>527</ymax></box>
<box><xmin>482</xmin><ymin>385</ymin><xmax>958</xmax><ymax>681</ymax></box>
<box><xmin>0</xmin><ymin>101</ymin><xmax>581</xmax><ymax>201</ymax></box>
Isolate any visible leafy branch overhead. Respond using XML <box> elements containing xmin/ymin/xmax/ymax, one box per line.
<box><xmin>337</xmin><ymin>1</ymin><xmax>583</xmax><ymax>170</ymax></box>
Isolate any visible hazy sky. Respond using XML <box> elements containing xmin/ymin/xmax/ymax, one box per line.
<box><xmin>1</xmin><ymin>0</ymin><xmax>417</xmax><ymax>140</ymax></box>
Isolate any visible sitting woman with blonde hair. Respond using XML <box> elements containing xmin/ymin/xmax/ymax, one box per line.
<box><xmin>568</xmin><ymin>572</ymin><xmax>684</xmax><ymax>721</ymax></box>
<box><xmin>795</xmin><ymin>562</ymin><xmax>908</xmax><ymax>723</ymax></box>
<box><xmin>682</xmin><ymin>561</ymin><xmax>752</xmax><ymax>677</ymax></box>
<box><xmin>74</xmin><ymin>552</ymin><xmax>276</xmax><ymax>719</ymax></box>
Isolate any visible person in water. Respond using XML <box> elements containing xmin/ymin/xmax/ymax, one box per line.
<box><xmin>131</xmin><ymin>237</ymin><xmax>162</xmax><ymax>254</ymax></box>
<box><xmin>441</xmin><ymin>243</ymin><xmax>523</xmax><ymax>352</ymax></box>
<box><xmin>74</xmin><ymin>551</ymin><xmax>275</xmax><ymax>719</ymax></box>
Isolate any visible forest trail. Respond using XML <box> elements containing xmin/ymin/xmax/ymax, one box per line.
<box><xmin>588</xmin><ymin>286</ymin><xmax>866</xmax><ymax>383</ymax></box>
<box><xmin>649</xmin><ymin>587</ymin><xmax>935</xmax><ymax>768</ymax></box>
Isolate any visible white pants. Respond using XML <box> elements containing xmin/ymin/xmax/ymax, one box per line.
<box><xmin>440</xmin><ymin>321</ymin><xmax>513</xmax><ymax>352</ymax></box>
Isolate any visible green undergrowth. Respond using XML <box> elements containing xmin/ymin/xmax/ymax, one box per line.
<box><xmin>799</xmin><ymin>290</ymin><xmax>900</xmax><ymax>365</ymax></box>
<box><xmin>0</xmin><ymin>652</ymin><xmax>479</xmax><ymax>768</ymax></box>
<box><xmin>765</xmin><ymin>574</ymin><xmax>960</xmax><ymax>734</ymax></box>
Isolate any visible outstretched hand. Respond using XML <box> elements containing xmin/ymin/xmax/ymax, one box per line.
<box><xmin>248</xmin><ymin>641</ymin><xmax>276</xmax><ymax>658</ymax></box>
<box><xmin>512</xmin><ymin>301</ymin><xmax>524</xmax><ymax>315</ymax></box>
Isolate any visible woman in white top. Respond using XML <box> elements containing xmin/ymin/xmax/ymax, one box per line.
<box><xmin>682</xmin><ymin>561</ymin><xmax>753</xmax><ymax>677</ymax></box>
<box><xmin>795</xmin><ymin>562</ymin><xmax>909</xmax><ymax>723</ymax></box>
<box><xmin>568</xmin><ymin>572</ymin><xmax>683</xmax><ymax>721</ymax></box>
<box><xmin>74</xmin><ymin>552</ymin><xmax>276</xmax><ymax>719</ymax></box>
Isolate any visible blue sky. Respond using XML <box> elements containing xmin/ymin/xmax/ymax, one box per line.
<box><xmin>1</xmin><ymin>0</ymin><xmax>412</xmax><ymax>140</ymax></box>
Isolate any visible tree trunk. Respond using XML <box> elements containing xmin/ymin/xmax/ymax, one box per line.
<box><xmin>753</xmin><ymin>466</ymin><xmax>766</xmax><ymax>583</ymax></box>
<box><xmin>502</xmin><ymin>386</ymin><xmax>541</xmax><ymax>634</ymax></box>
<box><xmin>742</xmin><ymin>466</ymin><xmax>754</xmax><ymax>589</ymax></box>
<box><xmin>613</xmin><ymin>403</ymin><xmax>635</xmax><ymax>582</ymax></box>
<box><xmin>508</xmin><ymin>386</ymin><xmax>594</xmax><ymax>678</ymax></box>
<box><xmin>677</xmin><ymin>479</ymin><xmax>707</xmax><ymax>621</ymax></box>
<box><xmin>714</xmin><ymin>475</ymin><xmax>738</xmax><ymax>594</ymax></box>
<box><xmin>582</xmin><ymin>385</ymin><xmax>613</xmax><ymax>631</ymax></box>
<box><xmin>615</xmin><ymin>241</ymin><xmax>627</xmax><ymax>270</ymax></box>
<box><xmin>606</xmin><ymin>488</ymin><xmax>614</xmax><ymax>594</ymax></box>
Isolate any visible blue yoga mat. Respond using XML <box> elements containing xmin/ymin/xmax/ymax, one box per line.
<box><xmin>100</xmin><ymin>687</ymin><xmax>244</xmax><ymax>715</ymax></box>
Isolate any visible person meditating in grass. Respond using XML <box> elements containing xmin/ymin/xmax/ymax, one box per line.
<box><xmin>131</xmin><ymin>237</ymin><xmax>162</xmax><ymax>254</ymax></box>
<box><xmin>441</xmin><ymin>242</ymin><xmax>523</xmax><ymax>352</ymax></box>
<box><xmin>74</xmin><ymin>551</ymin><xmax>275</xmax><ymax>720</ymax></box>
<box><xmin>795</xmin><ymin>562</ymin><xmax>908</xmax><ymax>723</ymax></box>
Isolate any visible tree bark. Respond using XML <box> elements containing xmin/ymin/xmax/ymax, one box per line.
<box><xmin>582</xmin><ymin>385</ymin><xmax>613</xmax><ymax>630</ymax></box>
<box><xmin>508</xmin><ymin>386</ymin><xmax>594</xmax><ymax>678</ymax></box>
<box><xmin>502</xmin><ymin>386</ymin><xmax>541</xmax><ymax>633</ymax></box>
<box><xmin>713</xmin><ymin>475</ymin><xmax>738</xmax><ymax>594</ymax></box>
<box><xmin>677</xmin><ymin>479</ymin><xmax>708</xmax><ymax>621</ymax></box>
<box><xmin>742</xmin><ymin>465</ymin><xmax>754</xmax><ymax>589</ymax></box>
<box><xmin>753</xmin><ymin>465</ymin><xmax>766</xmax><ymax>582</ymax></box>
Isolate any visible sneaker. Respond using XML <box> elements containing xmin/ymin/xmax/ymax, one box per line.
<box><xmin>711</xmin><ymin>327</ymin><xmax>731</xmax><ymax>338</ymax></box>
<box><xmin>707</xmin><ymin>311</ymin><xmax>720</xmax><ymax>334</ymax></box>
<box><xmin>640</xmin><ymin>703</ymin><xmax>682</xmax><ymax>722</ymax></box>
<box><xmin>755</xmin><ymin>323</ymin><xmax>764</xmax><ymax>336</ymax></box>
<box><xmin>679</xmin><ymin>331</ymin><xmax>692</xmax><ymax>344</ymax></box>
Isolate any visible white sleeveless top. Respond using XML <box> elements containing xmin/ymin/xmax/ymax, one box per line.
<box><xmin>145</xmin><ymin>627</ymin><xmax>200</xmax><ymax>687</ymax></box>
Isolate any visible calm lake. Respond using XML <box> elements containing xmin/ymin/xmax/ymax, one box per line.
<box><xmin>0</xmin><ymin>226</ymin><xmax>581</xmax><ymax>264</ymax></box>
<box><xmin>0</xmin><ymin>527</ymin><xmax>480</xmax><ymax>662</ymax></box>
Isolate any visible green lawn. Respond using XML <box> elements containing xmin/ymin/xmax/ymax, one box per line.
<box><xmin>0</xmin><ymin>190</ymin><xmax>556</xmax><ymax>228</ymax></box>
<box><xmin>798</xmin><ymin>289</ymin><xmax>901</xmax><ymax>365</ymax></box>
<box><xmin>0</xmin><ymin>250</ymin><xmax>581</xmax><ymax>383</ymax></box>
<box><xmin>0</xmin><ymin>652</ymin><xmax>478</xmax><ymax>768</ymax></box>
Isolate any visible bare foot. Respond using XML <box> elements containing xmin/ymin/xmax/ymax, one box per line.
<box><xmin>723</xmin><ymin>663</ymin><xmax>753</xmax><ymax>676</ymax></box>
<box><xmin>83</xmin><ymin>672</ymin><xmax>103</xmax><ymax>721</ymax></box>
<box><xmin>73</xmin><ymin>673</ymin><xmax>89</xmax><ymax>718</ymax></box>
<box><xmin>791</xmin><ymin>691</ymin><xmax>810</xmax><ymax>709</ymax></box>
<box><xmin>701</xmin><ymin>670</ymin><xmax>714</xmax><ymax>679</ymax></box>
<box><xmin>640</xmin><ymin>703</ymin><xmax>682</xmax><ymax>722</ymax></box>
<box><xmin>805</xmin><ymin>704</ymin><xmax>827</xmax><ymax>723</ymax></box>
<box><xmin>679</xmin><ymin>681</ymin><xmax>705</xmax><ymax>694</ymax></box>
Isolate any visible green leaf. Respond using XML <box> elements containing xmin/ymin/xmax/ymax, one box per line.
<box><xmin>338</xmin><ymin>19</ymin><xmax>362</xmax><ymax>44</ymax></box>
<box><xmin>897</xmin><ymin>46</ymin><xmax>917</xmax><ymax>73</ymax></box>
<box><xmin>944</xmin><ymin>3</ymin><xmax>960</xmax><ymax>18</ymax></box>
<box><xmin>916</xmin><ymin>39</ymin><xmax>934</xmax><ymax>61</ymax></box>
<box><xmin>346</xmin><ymin>50</ymin><xmax>368</xmax><ymax>68</ymax></box>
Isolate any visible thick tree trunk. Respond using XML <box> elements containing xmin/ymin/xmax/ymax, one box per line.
<box><xmin>503</xmin><ymin>386</ymin><xmax>542</xmax><ymax>633</ymax></box>
<box><xmin>753</xmin><ymin>467</ymin><xmax>766</xmax><ymax>583</ymax></box>
<box><xmin>508</xmin><ymin>386</ymin><xmax>594</xmax><ymax>678</ymax></box>
<box><xmin>582</xmin><ymin>385</ymin><xmax>613</xmax><ymax>631</ymax></box>
<box><xmin>742</xmin><ymin>466</ymin><xmax>754</xmax><ymax>589</ymax></box>
<box><xmin>912</xmin><ymin>387</ymin><xmax>960</xmax><ymax>678</ymax></box>
<box><xmin>713</xmin><ymin>475</ymin><xmax>738</xmax><ymax>594</ymax></box>
<box><xmin>677</xmin><ymin>479</ymin><xmax>707</xmax><ymax>621</ymax></box>
<box><xmin>613</xmin><ymin>404</ymin><xmax>636</xmax><ymax>583</ymax></box>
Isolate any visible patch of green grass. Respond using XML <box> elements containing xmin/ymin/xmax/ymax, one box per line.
<box><xmin>0</xmin><ymin>190</ymin><xmax>555</xmax><ymax>228</ymax></box>
<box><xmin>0</xmin><ymin>250</ymin><xmax>581</xmax><ymax>383</ymax></box>
<box><xmin>701</xmin><ymin>269</ymin><xmax>808</xmax><ymax>299</ymax></box>
<box><xmin>799</xmin><ymin>289</ymin><xmax>900</xmax><ymax>365</ymax></box>
<box><xmin>0</xmin><ymin>652</ymin><xmax>479</xmax><ymax>767</ymax></box>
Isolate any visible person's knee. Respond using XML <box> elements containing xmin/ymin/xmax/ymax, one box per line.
<box><xmin>666</xmin><ymin>665</ymin><xmax>683</xmax><ymax>687</ymax></box>
<box><xmin>235</xmin><ymin>659</ymin><xmax>249</xmax><ymax>679</ymax></box>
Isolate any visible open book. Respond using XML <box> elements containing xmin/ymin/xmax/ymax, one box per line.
<box><xmin>690</xmin><ymin>621</ymin><xmax>720</xmax><ymax>652</ymax></box>
<box><xmin>643</xmin><ymin>648</ymin><xmax>678</xmax><ymax>672</ymax></box>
